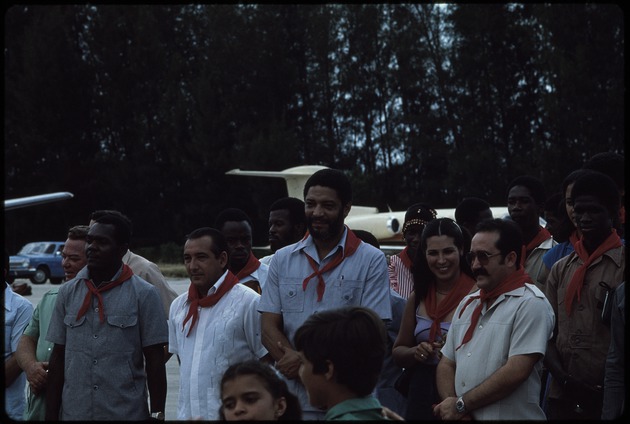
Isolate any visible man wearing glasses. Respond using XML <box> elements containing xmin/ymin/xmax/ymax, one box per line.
<box><xmin>433</xmin><ymin>218</ymin><xmax>554</xmax><ymax>420</ymax></box>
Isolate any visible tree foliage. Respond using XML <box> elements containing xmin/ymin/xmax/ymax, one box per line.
<box><xmin>4</xmin><ymin>4</ymin><xmax>624</xmax><ymax>252</ymax></box>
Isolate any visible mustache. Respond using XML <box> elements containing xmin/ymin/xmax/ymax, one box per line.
<box><xmin>473</xmin><ymin>269</ymin><xmax>489</xmax><ymax>278</ymax></box>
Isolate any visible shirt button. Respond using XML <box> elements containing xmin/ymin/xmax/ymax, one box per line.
<box><xmin>95</xmin><ymin>307</ymin><xmax>99</xmax><ymax>312</ymax></box>
<box><xmin>93</xmin><ymin>359</ymin><xmax>98</xmax><ymax>365</ymax></box>
<box><xmin>467</xmin><ymin>353</ymin><xmax>472</xmax><ymax>357</ymax></box>
<box><xmin>93</xmin><ymin>385</ymin><xmax>98</xmax><ymax>390</ymax></box>
<box><xmin>479</xmin><ymin>325</ymin><xmax>483</xmax><ymax>329</ymax></box>
<box><xmin>93</xmin><ymin>334</ymin><xmax>98</xmax><ymax>339</ymax></box>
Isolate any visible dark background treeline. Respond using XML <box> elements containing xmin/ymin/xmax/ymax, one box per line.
<box><xmin>4</xmin><ymin>4</ymin><xmax>624</xmax><ymax>258</ymax></box>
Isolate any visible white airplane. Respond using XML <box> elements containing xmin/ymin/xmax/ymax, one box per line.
<box><xmin>226</xmin><ymin>165</ymin><xmax>510</xmax><ymax>248</ymax></box>
<box><xmin>4</xmin><ymin>192</ymin><xmax>74</xmax><ymax>211</ymax></box>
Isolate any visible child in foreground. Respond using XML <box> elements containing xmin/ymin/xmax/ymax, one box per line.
<box><xmin>219</xmin><ymin>360</ymin><xmax>302</xmax><ymax>421</ymax></box>
<box><xmin>293</xmin><ymin>305</ymin><xmax>395</xmax><ymax>420</ymax></box>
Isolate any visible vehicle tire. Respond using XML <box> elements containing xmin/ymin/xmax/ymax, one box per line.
<box><xmin>30</xmin><ymin>267</ymin><xmax>50</xmax><ymax>284</ymax></box>
<box><xmin>50</xmin><ymin>277</ymin><xmax>64</xmax><ymax>285</ymax></box>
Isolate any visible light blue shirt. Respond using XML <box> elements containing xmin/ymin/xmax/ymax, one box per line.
<box><xmin>258</xmin><ymin>227</ymin><xmax>392</xmax><ymax>415</ymax></box>
<box><xmin>4</xmin><ymin>282</ymin><xmax>34</xmax><ymax>420</ymax></box>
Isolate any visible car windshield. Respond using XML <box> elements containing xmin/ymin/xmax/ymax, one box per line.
<box><xmin>18</xmin><ymin>242</ymin><xmax>51</xmax><ymax>255</ymax></box>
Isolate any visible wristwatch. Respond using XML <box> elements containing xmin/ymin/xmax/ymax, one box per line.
<box><xmin>150</xmin><ymin>412</ymin><xmax>165</xmax><ymax>421</ymax></box>
<box><xmin>455</xmin><ymin>396</ymin><xmax>466</xmax><ymax>413</ymax></box>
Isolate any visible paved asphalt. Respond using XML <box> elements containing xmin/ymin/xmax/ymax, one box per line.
<box><xmin>17</xmin><ymin>277</ymin><xmax>191</xmax><ymax>420</ymax></box>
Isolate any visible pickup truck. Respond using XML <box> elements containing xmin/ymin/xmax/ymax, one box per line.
<box><xmin>9</xmin><ymin>241</ymin><xmax>65</xmax><ymax>284</ymax></box>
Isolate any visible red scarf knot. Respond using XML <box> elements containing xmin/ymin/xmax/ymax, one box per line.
<box><xmin>76</xmin><ymin>264</ymin><xmax>134</xmax><ymax>323</ymax></box>
<box><xmin>302</xmin><ymin>227</ymin><xmax>361</xmax><ymax>302</ymax></box>
<box><xmin>564</xmin><ymin>230</ymin><xmax>621</xmax><ymax>316</ymax></box>
<box><xmin>455</xmin><ymin>268</ymin><xmax>530</xmax><ymax>350</ymax></box>
<box><xmin>182</xmin><ymin>271</ymin><xmax>240</xmax><ymax>337</ymax></box>
<box><xmin>425</xmin><ymin>273</ymin><xmax>476</xmax><ymax>343</ymax></box>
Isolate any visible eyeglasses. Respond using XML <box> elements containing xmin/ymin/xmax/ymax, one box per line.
<box><xmin>466</xmin><ymin>251</ymin><xmax>501</xmax><ymax>265</ymax></box>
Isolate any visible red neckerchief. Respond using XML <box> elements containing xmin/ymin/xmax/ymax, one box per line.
<box><xmin>455</xmin><ymin>268</ymin><xmax>530</xmax><ymax>350</ymax></box>
<box><xmin>77</xmin><ymin>264</ymin><xmax>134</xmax><ymax>323</ymax></box>
<box><xmin>234</xmin><ymin>252</ymin><xmax>261</xmax><ymax>281</ymax></box>
<box><xmin>182</xmin><ymin>271</ymin><xmax>240</xmax><ymax>336</ymax></box>
<box><xmin>520</xmin><ymin>226</ymin><xmax>552</xmax><ymax>267</ymax></box>
<box><xmin>399</xmin><ymin>247</ymin><xmax>413</xmax><ymax>269</ymax></box>
<box><xmin>302</xmin><ymin>227</ymin><xmax>361</xmax><ymax>301</ymax></box>
<box><xmin>564</xmin><ymin>230</ymin><xmax>622</xmax><ymax>316</ymax></box>
<box><xmin>425</xmin><ymin>273</ymin><xmax>476</xmax><ymax>342</ymax></box>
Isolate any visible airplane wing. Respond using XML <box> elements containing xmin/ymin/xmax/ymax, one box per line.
<box><xmin>4</xmin><ymin>192</ymin><xmax>74</xmax><ymax>211</ymax></box>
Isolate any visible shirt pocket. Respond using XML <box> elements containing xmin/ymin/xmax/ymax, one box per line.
<box><xmin>279</xmin><ymin>279</ymin><xmax>304</xmax><ymax>313</ymax></box>
<box><xmin>333</xmin><ymin>279</ymin><xmax>363</xmax><ymax>305</ymax></box>
<box><xmin>106</xmin><ymin>314</ymin><xmax>139</xmax><ymax>352</ymax></box>
<box><xmin>63</xmin><ymin>314</ymin><xmax>87</xmax><ymax>346</ymax></box>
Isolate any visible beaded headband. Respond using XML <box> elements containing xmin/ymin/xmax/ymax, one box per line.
<box><xmin>402</xmin><ymin>207</ymin><xmax>437</xmax><ymax>235</ymax></box>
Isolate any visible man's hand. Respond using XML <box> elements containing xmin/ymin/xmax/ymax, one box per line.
<box><xmin>381</xmin><ymin>406</ymin><xmax>404</xmax><ymax>420</ymax></box>
<box><xmin>275</xmin><ymin>342</ymin><xmax>301</xmax><ymax>379</ymax></box>
<box><xmin>25</xmin><ymin>361</ymin><xmax>49</xmax><ymax>395</ymax></box>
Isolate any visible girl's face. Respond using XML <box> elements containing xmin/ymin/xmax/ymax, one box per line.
<box><xmin>425</xmin><ymin>235</ymin><xmax>461</xmax><ymax>283</ymax></box>
<box><xmin>221</xmin><ymin>374</ymin><xmax>286</xmax><ymax>421</ymax></box>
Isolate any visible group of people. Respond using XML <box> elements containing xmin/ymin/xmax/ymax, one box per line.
<box><xmin>3</xmin><ymin>151</ymin><xmax>625</xmax><ymax>421</ymax></box>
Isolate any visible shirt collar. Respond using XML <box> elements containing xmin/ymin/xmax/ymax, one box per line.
<box><xmin>207</xmin><ymin>270</ymin><xmax>229</xmax><ymax>296</ymax></box>
<box><xmin>291</xmin><ymin>226</ymin><xmax>350</xmax><ymax>260</ymax></box>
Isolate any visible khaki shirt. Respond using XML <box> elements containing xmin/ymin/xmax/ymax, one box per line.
<box><xmin>544</xmin><ymin>245</ymin><xmax>625</xmax><ymax>399</ymax></box>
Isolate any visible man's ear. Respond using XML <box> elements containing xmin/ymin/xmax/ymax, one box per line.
<box><xmin>118</xmin><ymin>243</ymin><xmax>129</xmax><ymax>259</ymax></box>
<box><xmin>343</xmin><ymin>202</ymin><xmax>352</xmax><ymax>218</ymax></box>
<box><xmin>218</xmin><ymin>251</ymin><xmax>229</xmax><ymax>268</ymax></box>
<box><xmin>505</xmin><ymin>250</ymin><xmax>518</xmax><ymax>267</ymax></box>
<box><xmin>274</xmin><ymin>396</ymin><xmax>287</xmax><ymax>419</ymax></box>
<box><xmin>324</xmin><ymin>359</ymin><xmax>335</xmax><ymax>381</ymax></box>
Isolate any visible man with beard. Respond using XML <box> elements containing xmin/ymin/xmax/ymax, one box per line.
<box><xmin>507</xmin><ymin>175</ymin><xmax>557</xmax><ymax>291</ymax></box>
<box><xmin>215</xmin><ymin>207</ymin><xmax>269</xmax><ymax>294</ymax></box>
<box><xmin>258</xmin><ymin>168</ymin><xmax>392</xmax><ymax>420</ymax></box>
<box><xmin>45</xmin><ymin>211</ymin><xmax>167</xmax><ymax>421</ymax></box>
<box><xmin>260</xmin><ymin>197</ymin><xmax>306</xmax><ymax>266</ymax></box>
<box><xmin>433</xmin><ymin>218</ymin><xmax>554</xmax><ymax>420</ymax></box>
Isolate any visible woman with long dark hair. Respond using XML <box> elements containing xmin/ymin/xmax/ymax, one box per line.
<box><xmin>392</xmin><ymin>218</ymin><xmax>477</xmax><ymax>420</ymax></box>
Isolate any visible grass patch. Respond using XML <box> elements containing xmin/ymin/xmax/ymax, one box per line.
<box><xmin>156</xmin><ymin>263</ymin><xmax>188</xmax><ymax>278</ymax></box>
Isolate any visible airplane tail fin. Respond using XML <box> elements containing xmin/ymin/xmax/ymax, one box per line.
<box><xmin>226</xmin><ymin>165</ymin><xmax>329</xmax><ymax>199</ymax></box>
